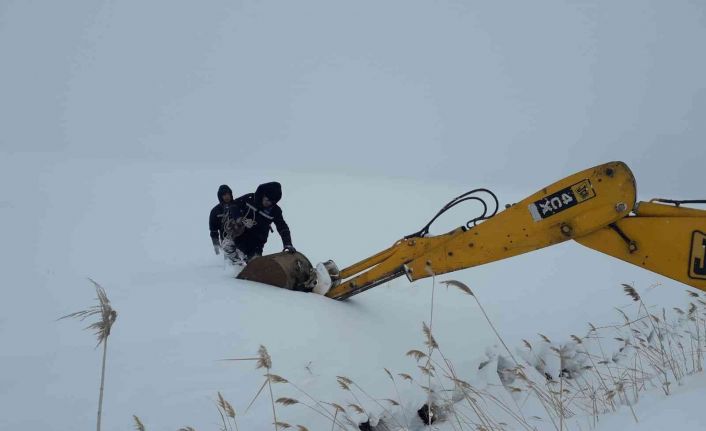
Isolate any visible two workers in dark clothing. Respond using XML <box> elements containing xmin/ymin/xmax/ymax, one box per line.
<box><xmin>209</xmin><ymin>182</ymin><xmax>295</xmax><ymax>265</ymax></box>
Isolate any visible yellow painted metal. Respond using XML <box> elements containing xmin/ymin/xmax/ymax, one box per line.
<box><xmin>635</xmin><ymin>201</ymin><xmax>706</xmax><ymax>217</ymax></box>
<box><xmin>326</xmin><ymin>161</ymin><xmax>637</xmax><ymax>299</ymax></box>
<box><xmin>325</xmin><ymin>228</ymin><xmax>467</xmax><ymax>299</ymax></box>
<box><xmin>338</xmin><ymin>245</ymin><xmax>398</xmax><ymax>279</ymax></box>
<box><xmin>575</xmin><ymin>203</ymin><xmax>706</xmax><ymax>291</ymax></box>
<box><xmin>403</xmin><ymin>161</ymin><xmax>636</xmax><ymax>281</ymax></box>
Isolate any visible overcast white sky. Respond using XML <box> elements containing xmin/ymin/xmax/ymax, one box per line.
<box><xmin>1</xmin><ymin>0</ymin><xmax>704</xmax><ymax>194</ymax></box>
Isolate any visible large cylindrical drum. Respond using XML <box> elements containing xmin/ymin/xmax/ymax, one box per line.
<box><xmin>236</xmin><ymin>251</ymin><xmax>316</xmax><ymax>292</ymax></box>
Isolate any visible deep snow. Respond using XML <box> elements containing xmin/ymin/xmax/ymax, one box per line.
<box><xmin>2</xmin><ymin>153</ymin><xmax>705</xmax><ymax>430</ymax></box>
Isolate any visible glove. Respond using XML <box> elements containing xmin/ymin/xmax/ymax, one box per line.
<box><xmin>214</xmin><ymin>244</ymin><xmax>221</xmax><ymax>255</ymax></box>
<box><xmin>283</xmin><ymin>245</ymin><xmax>296</xmax><ymax>253</ymax></box>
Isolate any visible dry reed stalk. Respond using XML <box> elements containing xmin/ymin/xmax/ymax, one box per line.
<box><xmin>441</xmin><ymin>279</ymin><xmax>519</xmax><ymax>366</ymax></box>
<box><xmin>346</xmin><ymin>378</ymin><xmax>405</xmax><ymax>429</ymax></box>
<box><xmin>255</xmin><ymin>346</ymin><xmax>279</xmax><ymax>430</ymax></box>
<box><xmin>274</xmin><ymin>377</ymin><xmax>344</xmax><ymax>428</ymax></box>
<box><xmin>336</xmin><ymin>375</ymin><xmax>370</xmax><ymax>424</ymax></box>
<box><xmin>228</xmin><ymin>346</ymin><xmax>281</xmax><ymax>429</ymax></box>
<box><xmin>132</xmin><ymin>415</ymin><xmax>145</xmax><ymax>431</ymax></box>
<box><xmin>623</xmin><ymin>283</ymin><xmax>676</xmax><ymax>392</ymax></box>
<box><xmin>216</xmin><ymin>392</ymin><xmax>239</xmax><ymax>431</ymax></box>
<box><xmin>215</xmin><ymin>403</ymin><xmax>229</xmax><ymax>431</ymax></box>
<box><xmin>383</xmin><ymin>368</ymin><xmax>409</xmax><ymax>419</ymax></box>
<box><xmin>425</xmin><ymin>273</ymin><xmax>437</xmax><ymax>427</ymax></box>
<box><xmin>59</xmin><ymin>279</ymin><xmax>117</xmax><ymax>431</ymax></box>
<box><xmin>218</xmin><ymin>281</ymin><xmax>706</xmax><ymax>431</ymax></box>
<box><xmin>323</xmin><ymin>402</ymin><xmax>345</xmax><ymax>431</ymax></box>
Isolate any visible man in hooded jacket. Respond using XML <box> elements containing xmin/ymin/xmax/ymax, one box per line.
<box><xmin>221</xmin><ymin>182</ymin><xmax>295</xmax><ymax>264</ymax></box>
<box><xmin>209</xmin><ymin>184</ymin><xmax>234</xmax><ymax>255</ymax></box>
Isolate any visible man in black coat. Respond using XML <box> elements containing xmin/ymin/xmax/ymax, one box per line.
<box><xmin>209</xmin><ymin>184</ymin><xmax>234</xmax><ymax>255</ymax></box>
<box><xmin>221</xmin><ymin>181</ymin><xmax>295</xmax><ymax>264</ymax></box>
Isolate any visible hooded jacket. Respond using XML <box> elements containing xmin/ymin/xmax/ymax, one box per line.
<box><xmin>209</xmin><ymin>184</ymin><xmax>234</xmax><ymax>245</ymax></box>
<box><xmin>228</xmin><ymin>182</ymin><xmax>292</xmax><ymax>256</ymax></box>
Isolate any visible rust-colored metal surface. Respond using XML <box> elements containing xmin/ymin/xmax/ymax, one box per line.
<box><xmin>237</xmin><ymin>251</ymin><xmax>315</xmax><ymax>292</ymax></box>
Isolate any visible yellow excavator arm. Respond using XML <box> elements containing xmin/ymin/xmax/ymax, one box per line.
<box><xmin>322</xmin><ymin>161</ymin><xmax>706</xmax><ymax>300</ymax></box>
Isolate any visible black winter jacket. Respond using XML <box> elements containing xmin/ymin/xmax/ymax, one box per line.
<box><xmin>209</xmin><ymin>185</ymin><xmax>234</xmax><ymax>245</ymax></box>
<box><xmin>229</xmin><ymin>182</ymin><xmax>292</xmax><ymax>256</ymax></box>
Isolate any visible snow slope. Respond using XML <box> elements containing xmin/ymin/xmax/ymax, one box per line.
<box><xmin>2</xmin><ymin>153</ymin><xmax>705</xmax><ymax>430</ymax></box>
<box><xmin>3</xmin><ymin>0</ymin><xmax>706</xmax><ymax>429</ymax></box>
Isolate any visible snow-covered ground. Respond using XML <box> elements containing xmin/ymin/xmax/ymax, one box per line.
<box><xmin>2</xmin><ymin>1</ymin><xmax>706</xmax><ymax>429</ymax></box>
<box><xmin>2</xmin><ymin>154</ymin><xmax>705</xmax><ymax>430</ymax></box>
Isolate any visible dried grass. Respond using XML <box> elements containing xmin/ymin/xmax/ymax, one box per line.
<box><xmin>132</xmin><ymin>415</ymin><xmax>145</xmax><ymax>431</ymax></box>
<box><xmin>104</xmin><ymin>280</ymin><xmax>706</xmax><ymax>430</ymax></box>
<box><xmin>59</xmin><ymin>279</ymin><xmax>117</xmax><ymax>431</ymax></box>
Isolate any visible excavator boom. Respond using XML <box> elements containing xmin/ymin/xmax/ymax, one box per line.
<box><xmin>575</xmin><ymin>200</ymin><xmax>706</xmax><ymax>289</ymax></box>
<box><xmin>326</xmin><ymin>161</ymin><xmax>638</xmax><ymax>299</ymax></box>
<box><xmin>238</xmin><ymin>162</ymin><xmax>706</xmax><ymax>299</ymax></box>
